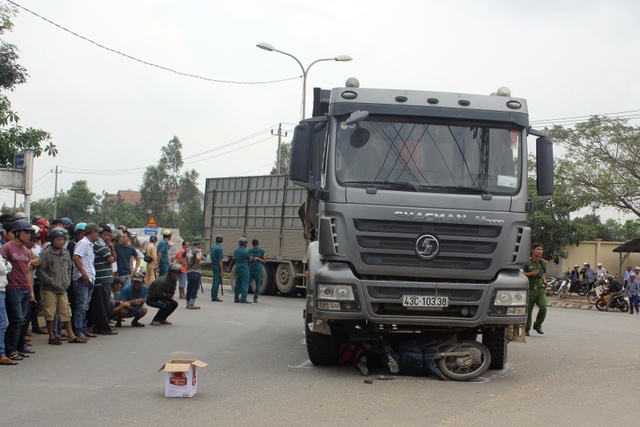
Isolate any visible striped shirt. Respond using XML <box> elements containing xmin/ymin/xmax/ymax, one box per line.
<box><xmin>93</xmin><ymin>239</ymin><xmax>114</xmax><ymax>286</ymax></box>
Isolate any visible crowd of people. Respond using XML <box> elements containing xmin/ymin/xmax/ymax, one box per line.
<box><xmin>569</xmin><ymin>262</ymin><xmax>640</xmax><ymax>313</ymax></box>
<box><xmin>0</xmin><ymin>213</ymin><xmax>188</xmax><ymax>366</ymax></box>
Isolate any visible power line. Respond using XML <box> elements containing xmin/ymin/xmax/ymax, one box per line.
<box><xmin>7</xmin><ymin>0</ymin><xmax>301</xmax><ymax>85</ymax></box>
<box><xmin>531</xmin><ymin>109</ymin><xmax>640</xmax><ymax>126</ymax></box>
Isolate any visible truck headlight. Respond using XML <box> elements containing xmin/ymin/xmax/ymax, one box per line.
<box><xmin>494</xmin><ymin>290</ymin><xmax>527</xmax><ymax>306</ymax></box>
<box><xmin>318</xmin><ymin>284</ymin><xmax>355</xmax><ymax>301</ymax></box>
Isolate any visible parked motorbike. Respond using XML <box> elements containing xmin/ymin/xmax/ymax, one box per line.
<box><xmin>595</xmin><ymin>284</ymin><xmax>629</xmax><ymax>312</ymax></box>
<box><xmin>557</xmin><ymin>274</ymin><xmax>588</xmax><ymax>299</ymax></box>
<box><xmin>544</xmin><ymin>276</ymin><xmax>562</xmax><ymax>296</ymax></box>
<box><xmin>587</xmin><ymin>283</ymin><xmax>605</xmax><ymax>304</ymax></box>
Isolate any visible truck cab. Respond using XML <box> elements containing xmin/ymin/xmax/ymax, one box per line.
<box><xmin>291</xmin><ymin>79</ymin><xmax>554</xmax><ymax>379</ymax></box>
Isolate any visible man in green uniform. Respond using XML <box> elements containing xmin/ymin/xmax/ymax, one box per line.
<box><xmin>233</xmin><ymin>238</ymin><xmax>251</xmax><ymax>304</ymax></box>
<box><xmin>524</xmin><ymin>242</ymin><xmax>547</xmax><ymax>336</ymax></box>
<box><xmin>248</xmin><ymin>239</ymin><xmax>266</xmax><ymax>303</ymax></box>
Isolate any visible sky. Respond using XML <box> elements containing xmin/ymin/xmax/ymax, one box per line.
<box><xmin>1</xmin><ymin>0</ymin><xmax>640</xmax><ymax>220</ymax></box>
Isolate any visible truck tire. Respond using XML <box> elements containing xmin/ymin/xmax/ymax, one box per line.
<box><xmin>483</xmin><ymin>327</ymin><xmax>508</xmax><ymax>370</ymax></box>
<box><xmin>305</xmin><ymin>313</ymin><xmax>339</xmax><ymax>365</ymax></box>
<box><xmin>275</xmin><ymin>262</ymin><xmax>299</xmax><ymax>295</ymax></box>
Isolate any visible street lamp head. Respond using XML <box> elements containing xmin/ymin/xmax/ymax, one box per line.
<box><xmin>335</xmin><ymin>55</ymin><xmax>353</xmax><ymax>62</ymax></box>
<box><xmin>256</xmin><ymin>42</ymin><xmax>276</xmax><ymax>52</ymax></box>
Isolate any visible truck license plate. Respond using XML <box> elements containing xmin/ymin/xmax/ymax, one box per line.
<box><xmin>402</xmin><ymin>295</ymin><xmax>449</xmax><ymax>308</ymax></box>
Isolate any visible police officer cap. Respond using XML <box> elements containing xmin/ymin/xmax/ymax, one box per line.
<box><xmin>239</xmin><ymin>237</ymin><xmax>247</xmax><ymax>246</ymax></box>
<box><xmin>162</xmin><ymin>229</ymin><xmax>172</xmax><ymax>237</ymax></box>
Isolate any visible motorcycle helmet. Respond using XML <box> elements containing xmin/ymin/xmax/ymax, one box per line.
<box><xmin>49</xmin><ymin>228</ymin><xmax>69</xmax><ymax>242</ymax></box>
<box><xmin>169</xmin><ymin>263</ymin><xmax>183</xmax><ymax>272</ymax></box>
<box><xmin>149</xmin><ymin>235</ymin><xmax>157</xmax><ymax>243</ymax></box>
<box><xmin>215</xmin><ymin>234</ymin><xmax>223</xmax><ymax>243</ymax></box>
<box><xmin>60</xmin><ymin>217</ymin><xmax>73</xmax><ymax>226</ymax></box>
<box><xmin>162</xmin><ymin>229</ymin><xmax>172</xmax><ymax>237</ymax></box>
<box><xmin>74</xmin><ymin>222</ymin><xmax>87</xmax><ymax>233</ymax></box>
<box><xmin>132</xmin><ymin>271</ymin><xmax>146</xmax><ymax>283</ymax></box>
<box><xmin>239</xmin><ymin>237</ymin><xmax>247</xmax><ymax>246</ymax></box>
<box><xmin>13</xmin><ymin>212</ymin><xmax>28</xmax><ymax>221</ymax></box>
<box><xmin>11</xmin><ymin>219</ymin><xmax>33</xmax><ymax>233</ymax></box>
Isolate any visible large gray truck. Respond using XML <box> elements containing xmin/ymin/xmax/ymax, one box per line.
<box><xmin>290</xmin><ymin>79</ymin><xmax>554</xmax><ymax>380</ymax></box>
<box><xmin>202</xmin><ymin>175</ymin><xmax>308</xmax><ymax>295</ymax></box>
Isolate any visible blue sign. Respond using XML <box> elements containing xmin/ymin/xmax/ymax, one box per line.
<box><xmin>15</xmin><ymin>153</ymin><xmax>25</xmax><ymax>169</ymax></box>
<box><xmin>144</xmin><ymin>226</ymin><xmax>158</xmax><ymax>236</ymax></box>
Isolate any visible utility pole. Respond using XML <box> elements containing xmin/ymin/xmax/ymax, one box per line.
<box><xmin>52</xmin><ymin>166</ymin><xmax>62</xmax><ymax>218</ymax></box>
<box><xmin>271</xmin><ymin>123</ymin><xmax>288</xmax><ymax>175</ymax></box>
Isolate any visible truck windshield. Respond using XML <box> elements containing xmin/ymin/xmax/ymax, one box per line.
<box><xmin>335</xmin><ymin>116</ymin><xmax>521</xmax><ymax>195</ymax></box>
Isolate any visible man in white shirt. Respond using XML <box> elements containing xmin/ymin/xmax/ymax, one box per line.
<box><xmin>72</xmin><ymin>223</ymin><xmax>102</xmax><ymax>341</ymax></box>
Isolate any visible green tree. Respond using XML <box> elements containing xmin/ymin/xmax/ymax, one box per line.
<box><xmin>140</xmin><ymin>136</ymin><xmax>202</xmax><ymax>234</ymax></box>
<box><xmin>30</xmin><ymin>197</ymin><xmax>54</xmax><ymax>220</ymax></box>
<box><xmin>270</xmin><ymin>141</ymin><xmax>291</xmax><ymax>175</ymax></box>
<box><xmin>56</xmin><ymin>180</ymin><xmax>99</xmax><ymax>222</ymax></box>
<box><xmin>548</xmin><ymin>116</ymin><xmax>640</xmax><ymax>217</ymax></box>
<box><xmin>0</xmin><ymin>5</ymin><xmax>56</xmax><ymax>167</ymax></box>
<box><xmin>96</xmin><ymin>195</ymin><xmax>147</xmax><ymax>228</ymax></box>
<box><xmin>527</xmin><ymin>154</ymin><xmax>586</xmax><ymax>263</ymax></box>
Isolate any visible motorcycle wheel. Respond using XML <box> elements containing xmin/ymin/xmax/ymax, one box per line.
<box><xmin>619</xmin><ymin>300</ymin><xmax>629</xmax><ymax>312</ymax></box>
<box><xmin>436</xmin><ymin>341</ymin><xmax>491</xmax><ymax>381</ymax></box>
<box><xmin>595</xmin><ymin>299</ymin><xmax>606</xmax><ymax>312</ymax></box>
<box><xmin>577</xmin><ymin>285</ymin><xmax>588</xmax><ymax>297</ymax></box>
<box><xmin>557</xmin><ymin>287</ymin><xmax>568</xmax><ymax>300</ymax></box>
<box><xmin>587</xmin><ymin>291</ymin><xmax>598</xmax><ymax>304</ymax></box>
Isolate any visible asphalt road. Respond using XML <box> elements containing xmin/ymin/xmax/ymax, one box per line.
<box><xmin>2</xmin><ymin>283</ymin><xmax>639</xmax><ymax>427</ymax></box>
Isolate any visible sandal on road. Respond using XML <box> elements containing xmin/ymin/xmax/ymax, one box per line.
<box><xmin>68</xmin><ymin>337</ymin><xmax>87</xmax><ymax>344</ymax></box>
<box><xmin>48</xmin><ymin>338</ymin><xmax>62</xmax><ymax>345</ymax></box>
<box><xmin>1</xmin><ymin>356</ymin><xmax>19</xmax><ymax>365</ymax></box>
<box><xmin>7</xmin><ymin>352</ymin><xmax>23</xmax><ymax>361</ymax></box>
<box><xmin>131</xmin><ymin>321</ymin><xmax>145</xmax><ymax>327</ymax></box>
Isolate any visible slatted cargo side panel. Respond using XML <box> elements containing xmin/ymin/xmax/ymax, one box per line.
<box><xmin>203</xmin><ymin>175</ymin><xmax>306</xmax><ymax>261</ymax></box>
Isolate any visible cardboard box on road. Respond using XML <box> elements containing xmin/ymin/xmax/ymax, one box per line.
<box><xmin>159</xmin><ymin>359</ymin><xmax>208</xmax><ymax>397</ymax></box>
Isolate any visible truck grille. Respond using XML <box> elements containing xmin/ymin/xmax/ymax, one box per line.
<box><xmin>361</xmin><ymin>253</ymin><xmax>491</xmax><ymax>270</ymax></box>
<box><xmin>353</xmin><ymin>219</ymin><xmax>500</xmax><ymax>271</ymax></box>
<box><xmin>367</xmin><ymin>286</ymin><xmax>483</xmax><ymax>319</ymax></box>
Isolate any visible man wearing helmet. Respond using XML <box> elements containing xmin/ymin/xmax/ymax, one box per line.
<box><xmin>157</xmin><ymin>229</ymin><xmax>172</xmax><ymax>276</ymax></box>
<box><xmin>210</xmin><ymin>235</ymin><xmax>224</xmax><ymax>302</ymax></box>
<box><xmin>0</xmin><ymin>219</ymin><xmax>37</xmax><ymax>360</ymax></box>
<box><xmin>147</xmin><ymin>263</ymin><xmax>181</xmax><ymax>326</ymax></box>
<box><xmin>38</xmin><ymin>228</ymin><xmax>85</xmax><ymax>344</ymax></box>
<box><xmin>233</xmin><ymin>237</ymin><xmax>252</xmax><ymax>304</ymax></box>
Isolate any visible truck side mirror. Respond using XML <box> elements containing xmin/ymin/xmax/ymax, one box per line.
<box><xmin>536</xmin><ymin>136</ymin><xmax>554</xmax><ymax>196</ymax></box>
<box><xmin>290</xmin><ymin>123</ymin><xmax>315</xmax><ymax>188</ymax></box>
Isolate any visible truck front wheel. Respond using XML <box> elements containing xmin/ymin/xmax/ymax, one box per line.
<box><xmin>482</xmin><ymin>327</ymin><xmax>508</xmax><ymax>370</ymax></box>
<box><xmin>305</xmin><ymin>314</ymin><xmax>339</xmax><ymax>365</ymax></box>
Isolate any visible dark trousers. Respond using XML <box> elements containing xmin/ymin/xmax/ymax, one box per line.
<box><xmin>186</xmin><ymin>272</ymin><xmax>201</xmax><ymax>303</ymax></box>
<box><xmin>91</xmin><ymin>284</ymin><xmax>112</xmax><ymax>334</ymax></box>
<box><xmin>147</xmin><ymin>298</ymin><xmax>178</xmax><ymax>322</ymax></box>
<box><xmin>5</xmin><ymin>289</ymin><xmax>30</xmax><ymax>354</ymax></box>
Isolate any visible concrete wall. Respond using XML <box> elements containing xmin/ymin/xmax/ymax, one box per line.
<box><xmin>546</xmin><ymin>240</ymin><xmax>640</xmax><ymax>279</ymax></box>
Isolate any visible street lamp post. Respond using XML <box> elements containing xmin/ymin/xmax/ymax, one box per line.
<box><xmin>256</xmin><ymin>42</ymin><xmax>352</xmax><ymax>119</ymax></box>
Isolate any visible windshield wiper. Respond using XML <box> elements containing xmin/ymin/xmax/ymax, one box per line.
<box><xmin>418</xmin><ymin>185</ymin><xmax>493</xmax><ymax>198</ymax></box>
<box><xmin>341</xmin><ymin>180</ymin><xmax>420</xmax><ymax>192</ymax></box>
